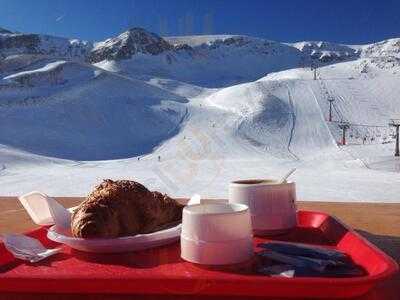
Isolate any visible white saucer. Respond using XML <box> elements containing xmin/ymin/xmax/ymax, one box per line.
<box><xmin>47</xmin><ymin>224</ymin><xmax>181</xmax><ymax>253</ymax></box>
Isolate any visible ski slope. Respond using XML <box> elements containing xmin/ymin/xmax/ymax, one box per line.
<box><xmin>0</xmin><ymin>29</ymin><xmax>400</xmax><ymax>202</ymax></box>
<box><xmin>206</xmin><ymin>77</ymin><xmax>338</xmax><ymax>160</ymax></box>
<box><xmin>0</xmin><ymin>61</ymin><xmax>188</xmax><ymax>160</ymax></box>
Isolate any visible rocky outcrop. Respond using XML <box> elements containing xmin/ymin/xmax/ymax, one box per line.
<box><xmin>174</xmin><ymin>43</ymin><xmax>193</xmax><ymax>52</ymax></box>
<box><xmin>0</xmin><ymin>27</ymin><xmax>13</xmax><ymax>34</ymax></box>
<box><xmin>294</xmin><ymin>41</ymin><xmax>360</xmax><ymax>63</ymax></box>
<box><xmin>88</xmin><ymin>28</ymin><xmax>173</xmax><ymax>63</ymax></box>
<box><xmin>0</xmin><ymin>30</ymin><xmax>91</xmax><ymax>59</ymax></box>
<box><xmin>218</xmin><ymin>36</ymin><xmax>251</xmax><ymax>47</ymax></box>
<box><xmin>0</xmin><ymin>33</ymin><xmax>40</xmax><ymax>52</ymax></box>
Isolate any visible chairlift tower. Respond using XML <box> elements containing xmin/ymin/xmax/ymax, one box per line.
<box><xmin>327</xmin><ymin>96</ymin><xmax>335</xmax><ymax>122</ymax></box>
<box><xmin>338</xmin><ymin>122</ymin><xmax>350</xmax><ymax>145</ymax></box>
<box><xmin>311</xmin><ymin>63</ymin><xmax>317</xmax><ymax>80</ymax></box>
<box><xmin>389</xmin><ymin>119</ymin><xmax>400</xmax><ymax>156</ymax></box>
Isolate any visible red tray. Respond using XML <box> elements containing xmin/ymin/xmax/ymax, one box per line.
<box><xmin>0</xmin><ymin>210</ymin><xmax>398</xmax><ymax>300</ymax></box>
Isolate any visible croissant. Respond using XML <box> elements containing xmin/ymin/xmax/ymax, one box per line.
<box><xmin>71</xmin><ymin>179</ymin><xmax>184</xmax><ymax>238</ymax></box>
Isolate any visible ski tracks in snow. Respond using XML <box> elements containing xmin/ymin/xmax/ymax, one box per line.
<box><xmin>286</xmin><ymin>85</ymin><xmax>299</xmax><ymax>161</ymax></box>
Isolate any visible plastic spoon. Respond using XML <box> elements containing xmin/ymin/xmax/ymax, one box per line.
<box><xmin>280</xmin><ymin>168</ymin><xmax>297</xmax><ymax>183</ymax></box>
<box><xmin>1</xmin><ymin>234</ymin><xmax>62</xmax><ymax>263</ymax></box>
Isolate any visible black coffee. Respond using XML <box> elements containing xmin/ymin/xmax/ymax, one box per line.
<box><xmin>232</xmin><ymin>179</ymin><xmax>278</xmax><ymax>185</ymax></box>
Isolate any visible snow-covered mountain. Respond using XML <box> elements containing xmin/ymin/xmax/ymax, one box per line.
<box><xmin>88</xmin><ymin>28</ymin><xmax>174</xmax><ymax>63</ymax></box>
<box><xmin>0</xmin><ymin>29</ymin><xmax>91</xmax><ymax>60</ymax></box>
<box><xmin>1</xmin><ymin>26</ymin><xmax>400</xmax><ymax>201</ymax></box>
<box><xmin>2</xmin><ymin>26</ymin><xmax>399</xmax><ymax>83</ymax></box>
<box><xmin>96</xmin><ymin>32</ymin><xmax>400</xmax><ymax>87</ymax></box>
<box><xmin>291</xmin><ymin>41</ymin><xmax>360</xmax><ymax>63</ymax></box>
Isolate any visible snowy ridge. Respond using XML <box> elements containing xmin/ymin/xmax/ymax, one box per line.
<box><xmin>361</xmin><ymin>38</ymin><xmax>400</xmax><ymax>58</ymax></box>
<box><xmin>96</xmin><ymin>34</ymin><xmax>304</xmax><ymax>88</ymax></box>
<box><xmin>291</xmin><ymin>41</ymin><xmax>360</xmax><ymax>63</ymax></box>
<box><xmin>165</xmin><ymin>34</ymin><xmax>238</xmax><ymax>47</ymax></box>
<box><xmin>0</xmin><ymin>30</ymin><xmax>91</xmax><ymax>59</ymax></box>
<box><xmin>0</xmin><ymin>27</ymin><xmax>13</xmax><ymax>34</ymax></box>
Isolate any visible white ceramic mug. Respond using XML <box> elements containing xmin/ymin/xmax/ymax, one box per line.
<box><xmin>180</xmin><ymin>203</ymin><xmax>253</xmax><ymax>265</ymax></box>
<box><xmin>229</xmin><ymin>179</ymin><xmax>297</xmax><ymax>236</ymax></box>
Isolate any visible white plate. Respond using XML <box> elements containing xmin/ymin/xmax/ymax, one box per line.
<box><xmin>47</xmin><ymin>224</ymin><xmax>181</xmax><ymax>253</ymax></box>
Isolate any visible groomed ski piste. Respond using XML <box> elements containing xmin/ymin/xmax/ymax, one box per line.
<box><xmin>0</xmin><ymin>30</ymin><xmax>399</xmax><ymax>202</ymax></box>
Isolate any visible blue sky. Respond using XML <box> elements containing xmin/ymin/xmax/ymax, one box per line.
<box><xmin>1</xmin><ymin>0</ymin><xmax>399</xmax><ymax>43</ymax></box>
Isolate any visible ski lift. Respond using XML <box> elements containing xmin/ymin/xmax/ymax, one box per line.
<box><xmin>349</xmin><ymin>128</ymin><xmax>354</xmax><ymax>139</ymax></box>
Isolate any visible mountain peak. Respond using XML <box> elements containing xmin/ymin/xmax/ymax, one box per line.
<box><xmin>88</xmin><ymin>27</ymin><xmax>173</xmax><ymax>63</ymax></box>
<box><xmin>126</xmin><ymin>27</ymin><xmax>150</xmax><ymax>33</ymax></box>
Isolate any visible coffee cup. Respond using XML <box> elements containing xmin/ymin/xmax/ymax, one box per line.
<box><xmin>229</xmin><ymin>179</ymin><xmax>297</xmax><ymax>236</ymax></box>
<box><xmin>180</xmin><ymin>203</ymin><xmax>253</xmax><ymax>265</ymax></box>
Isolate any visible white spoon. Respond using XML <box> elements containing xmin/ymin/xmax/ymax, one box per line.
<box><xmin>280</xmin><ymin>168</ymin><xmax>297</xmax><ymax>183</ymax></box>
<box><xmin>1</xmin><ymin>234</ymin><xmax>62</xmax><ymax>263</ymax></box>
